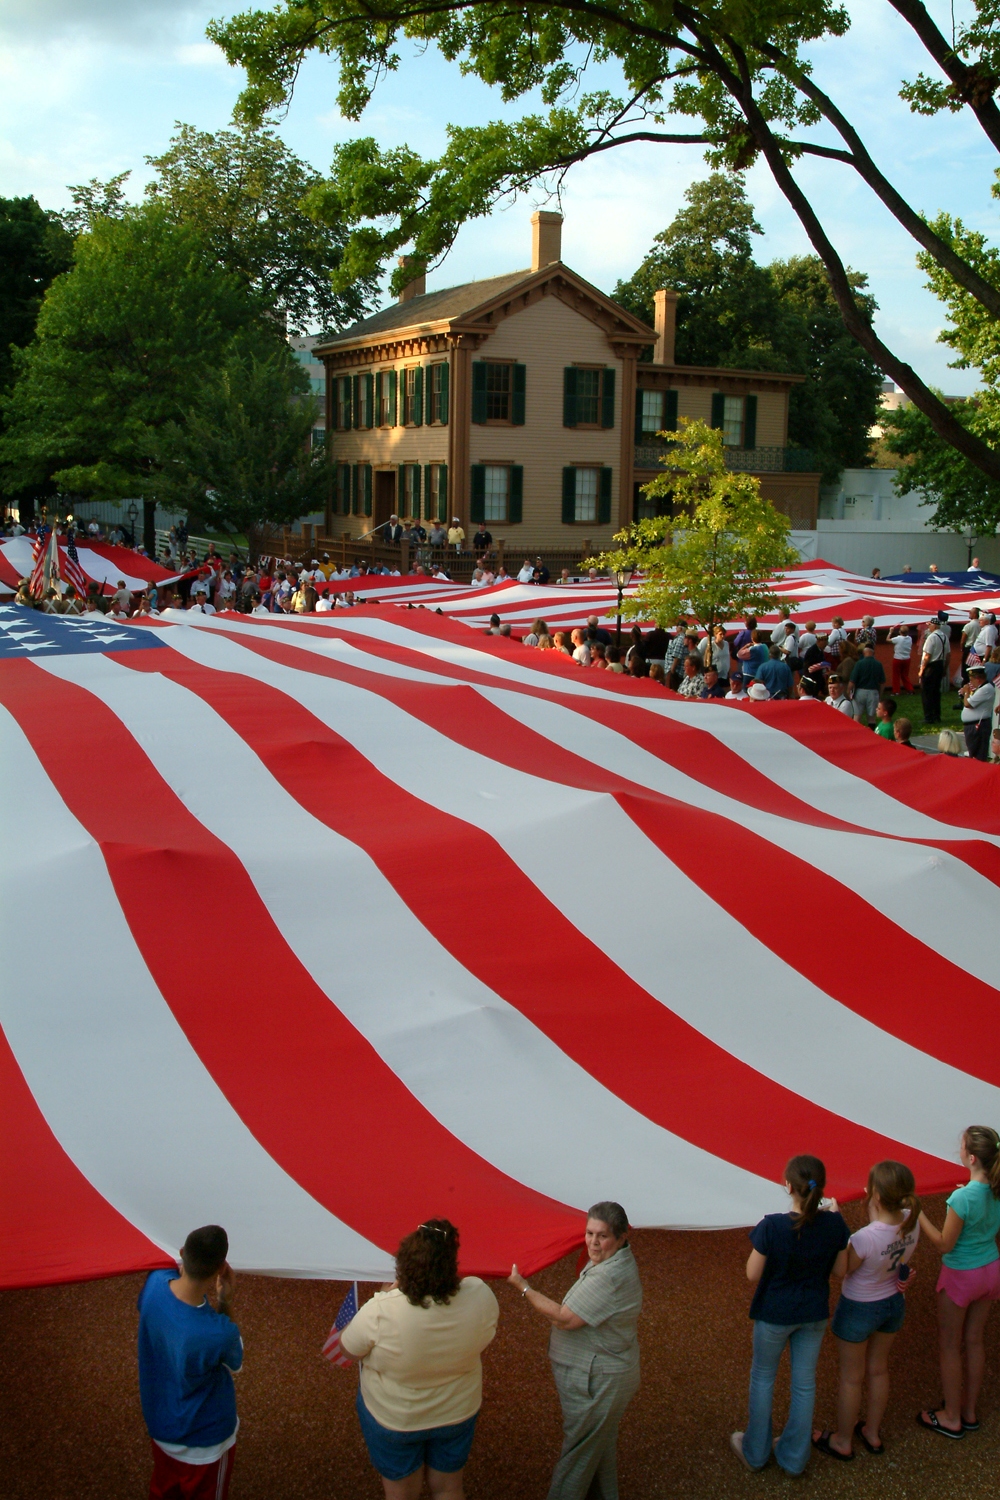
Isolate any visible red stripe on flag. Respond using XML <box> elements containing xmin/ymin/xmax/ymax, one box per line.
<box><xmin>191</xmin><ymin>626</ymin><xmax>1000</xmax><ymax>1091</ymax></box>
<box><xmin>0</xmin><ymin>1020</ymin><xmax>171</xmax><ymax>1289</ymax></box>
<box><xmin>120</xmin><ymin>645</ymin><xmax>957</xmax><ymax>1203</ymax></box>
<box><xmin>0</xmin><ymin>658</ymin><xmax>584</xmax><ymax>1279</ymax></box>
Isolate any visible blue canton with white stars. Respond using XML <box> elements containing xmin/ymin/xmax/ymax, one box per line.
<box><xmin>0</xmin><ymin>606</ymin><xmax>168</xmax><ymax>658</ymax></box>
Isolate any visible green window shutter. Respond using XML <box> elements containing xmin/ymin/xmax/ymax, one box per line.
<box><xmin>373</xmin><ymin>371</ymin><xmax>382</xmax><ymax>426</ymax></box>
<box><xmin>341</xmin><ymin>465</ymin><xmax>351</xmax><ymax>515</ymax></box>
<box><xmin>634</xmin><ymin>391</ymin><xmax>645</xmax><ymax>442</ymax></box>
<box><xmin>471</xmin><ymin>362</ymin><xmax>487</xmax><ymax>424</ymax></box>
<box><xmin>438</xmin><ymin>463</ymin><xmax>448</xmax><ymax>520</ymax></box>
<box><xmin>601</xmin><ymin>367</ymin><xmax>615</xmax><ymax>428</ymax></box>
<box><xmin>439</xmin><ymin>362</ymin><xmax>449</xmax><ymax>426</ymax></box>
<box><xmin>599</xmin><ymin>467</ymin><xmax>612</xmax><ymax>524</ymax></box>
<box><xmin>424</xmin><ymin>465</ymin><xmax>433</xmax><ymax>518</ymax></box>
<box><xmin>413</xmin><ymin>463</ymin><xmax>422</xmax><ymax>519</ymax></box>
<box><xmin>413</xmin><ymin>367</ymin><xmax>423</xmax><ymax>427</ymax></box>
<box><xmin>365</xmin><ymin>372</ymin><xmax>374</xmax><ymax>429</ymax></box>
<box><xmin>710</xmin><ymin>392</ymin><xmax>725</xmax><ymax>429</ymax></box>
<box><xmin>389</xmin><ymin>369</ymin><xmax>398</xmax><ymax>426</ymax></box>
<box><xmin>351</xmin><ymin>464</ymin><xmax>359</xmax><ymax>516</ymax></box>
<box><xmin>352</xmin><ymin>375</ymin><xmax>360</xmax><ymax>429</ymax></box>
<box><xmin>512</xmin><ymin>363</ymin><xmax>526</xmax><ymax>425</ymax></box>
<box><xmin>363</xmin><ymin>465</ymin><xmax>372</xmax><ymax>517</ymax></box>
<box><xmin>509</xmin><ymin>465</ymin><xmax>523</xmax><ymax>523</ymax></box>
<box><xmin>470</xmin><ymin>465</ymin><xmax>486</xmax><ymax>522</ymax></box>
<box><xmin>743</xmin><ymin>394</ymin><xmax>757</xmax><ymax>449</ymax></box>
<box><xmin>425</xmin><ymin>368</ymin><xmax>435</xmax><ymax>425</ymax></box>
<box><xmin>665</xmin><ymin>389</ymin><xmax>679</xmax><ymax>434</ymax></box>
<box><xmin>562</xmin><ymin>466</ymin><xmax>576</xmax><ymax>523</ymax></box>
<box><xmin>563</xmin><ymin>367</ymin><xmax>578</xmax><ymax>428</ymax></box>
<box><xmin>342</xmin><ymin>376</ymin><xmax>353</xmax><ymax>430</ymax></box>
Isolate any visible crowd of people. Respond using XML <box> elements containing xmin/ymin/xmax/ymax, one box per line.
<box><xmin>137</xmin><ymin>1127</ymin><xmax>1000</xmax><ymax>1500</ymax></box>
<box><xmin>513</xmin><ymin>605</ymin><xmax>1000</xmax><ymax>761</ymax></box>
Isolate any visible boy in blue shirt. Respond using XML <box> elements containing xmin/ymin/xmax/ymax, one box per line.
<box><xmin>138</xmin><ymin>1225</ymin><xmax>242</xmax><ymax>1499</ymax></box>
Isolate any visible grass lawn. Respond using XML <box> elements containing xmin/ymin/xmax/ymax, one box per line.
<box><xmin>888</xmin><ymin>687</ymin><xmax>965</xmax><ymax>737</ymax></box>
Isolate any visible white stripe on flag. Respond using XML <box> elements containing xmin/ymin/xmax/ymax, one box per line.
<box><xmin>0</xmin><ymin>703</ymin><xmax>394</xmax><ymax>1280</ymax></box>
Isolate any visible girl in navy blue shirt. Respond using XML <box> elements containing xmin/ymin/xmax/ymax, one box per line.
<box><xmin>732</xmin><ymin>1155</ymin><xmax>849</xmax><ymax>1475</ymax></box>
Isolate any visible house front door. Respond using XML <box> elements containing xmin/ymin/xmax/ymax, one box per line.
<box><xmin>375</xmin><ymin>469</ymin><xmax>397</xmax><ymax>529</ymax></box>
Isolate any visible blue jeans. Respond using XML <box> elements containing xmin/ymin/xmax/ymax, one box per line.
<box><xmin>743</xmin><ymin>1318</ymin><xmax>827</xmax><ymax>1474</ymax></box>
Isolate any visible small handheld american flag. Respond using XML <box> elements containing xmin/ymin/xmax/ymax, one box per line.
<box><xmin>64</xmin><ymin>533</ymin><xmax>89</xmax><ymax>598</ymax></box>
<box><xmin>321</xmin><ymin>1282</ymin><xmax>358</xmax><ymax>1366</ymax></box>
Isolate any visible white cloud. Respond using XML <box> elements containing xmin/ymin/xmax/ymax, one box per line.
<box><xmin>174</xmin><ymin>41</ymin><xmax>229</xmax><ymax>68</ymax></box>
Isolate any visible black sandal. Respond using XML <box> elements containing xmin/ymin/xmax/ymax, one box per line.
<box><xmin>917</xmin><ymin>1410</ymin><xmax>964</xmax><ymax>1439</ymax></box>
<box><xmin>812</xmin><ymin>1431</ymin><xmax>854</xmax><ymax>1461</ymax></box>
<box><xmin>854</xmin><ymin>1422</ymin><xmax>884</xmax><ymax>1455</ymax></box>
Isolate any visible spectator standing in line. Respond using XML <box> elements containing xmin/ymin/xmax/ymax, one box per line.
<box><xmin>825</xmin><ymin>676</ymin><xmax>855</xmax><ymax>718</ymax></box>
<box><xmin>570</xmin><ymin>628</ymin><xmax>591</xmax><ymax>666</ymax></box>
<box><xmin>798</xmin><ymin>620</ymin><xmax>818</xmax><ymax>658</ymax></box>
<box><xmin>664</xmin><ymin>619</ymin><xmax>691</xmax><ymax>685</ymax></box>
<box><xmin>825</xmin><ymin>616</ymin><xmax>847</xmax><ymax>665</ymax></box>
<box><xmin>428</xmin><ymin>520</ymin><xmax>447</xmax><ymax>548</ymax></box>
<box><xmin>917</xmin><ymin>1127</ymin><xmax>1000</xmax><ymax>1439</ymax></box>
<box><xmin>874</xmin><ymin>697</ymin><xmax>897</xmax><ymax>741</ymax></box>
<box><xmin>700</xmin><ymin>625</ymin><xmax>732</xmax><ymax>681</ymax></box>
<box><xmin>973</xmin><ymin>611</ymin><xmax>998</xmax><ymax>660</ymax></box>
<box><xmin>737</xmin><ymin>630</ymin><xmax>768</xmax><ymax>688</ymax></box>
<box><xmin>961</xmin><ymin>610</ymin><xmax>981</xmax><ymax>680</ymax></box>
<box><xmin>889</xmin><ymin>624</ymin><xmax>914</xmax><ymax>694</ymax></box>
<box><xmin>919</xmin><ymin>615</ymin><xmax>950</xmax><ymax>724</ymax></box>
<box><xmin>340</xmin><ymin>1220</ymin><xmax>498</xmax><ymax>1500</ymax></box>
<box><xmin>509</xmin><ymin>1203</ymin><xmax>642</xmax><ymax>1500</ymax></box>
<box><xmin>472</xmin><ymin>523</ymin><xmax>492</xmax><ymax>558</ymax></box>
<box><xmin>138</xmin><ymin>1225</ymin><xmax>242</xmax><ymax>1500</ymax></box>
<box><xmin>849</xmin><ymin>646</ymin><xmax>886</xmax><ymax>726</ymax></box>
<box><xmin>960</xmin><ymin>666</ymin><xmax>995</xmax><ymax>760</ymax></box>
<box><xmin>854</xmin><ymin>616</ymin><xmax>877</xmax><ymax>650</ymax></box>
<box><xmin>677</xmin><ymin>655</ymin><xmax>706</xmax><ymax>698</ymax></box>
<box><xmin>732</xmin><ymin>614</ymin><xmax>757</xmax><ymax>659</ymax></box>
<box><xmin>587</xmin><ymin>615</ymin><xmax>613</xmax><ymax>648</ymax></box>
<box><xmin>532</xmin><ymin>556</ymin><xmax>550</xmax><ymax>585</ymax></box>
<box><xmin>733</xmin><ymin>1158</ymin><xmax>849</xmax><ymax>1476</ymax></box>
<box><xmin>755</xmin><ymin>645</ymin><xmax>794</xmax><ymax>700</ymax></box>
<box><xmin>447</xmin><ymin>518</ymin><xmax>465</xmax><ymax>553</ymax></box>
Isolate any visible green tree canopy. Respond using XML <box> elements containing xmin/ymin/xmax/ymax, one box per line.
<box><xmin>145</xmin><ymin>123</ymin><xmax>377</xmax><ymax>333</ymax></box>
<box><xmin>0</xmin><ymin>205</ymin><xmax>288</xmax><ymax>514</ymax></box>
<box><xmin>209</xmin><ymin>0</ymin><xmax>1000</xmax><ymax>484</ymax></box>
<box><xmin>156</xmin><ymin>346</ymin><xmax>325</xmax><ymax>559</ymax></box>
<box><xmin>0</xmin><ymin>196</ymin><xmax>73</xmax><ymax>395</ymax></box>
<box><xmin>613</xmin><ymin>174</ymin><xmax>883</xmax><ymax>479</ymax></box>
<box><xmin>590</xmin><ymin>419</ymin><xmax>797</xmax><ymax>634</ymax></box>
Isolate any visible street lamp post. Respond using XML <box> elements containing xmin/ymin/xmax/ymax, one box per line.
<box><xmin>126</xmin><ymin>500</ymin><xmax>139</xmax><ymax>547</ymax></box>
<box><xmin>614</xmin><ymin>565</ymin><xmax>634</xmax><ymax>651</ymax></box>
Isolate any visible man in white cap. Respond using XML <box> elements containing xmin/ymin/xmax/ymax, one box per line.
<box><xmin>747</xmin><ymin>681</ymin><xmax>770</xmax><ymax>703</ymax></box>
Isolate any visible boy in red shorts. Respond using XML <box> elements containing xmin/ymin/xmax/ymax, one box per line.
<box><xmin>138</xmin><ymin>1225</ymin><xmax>242</xmax><ymax>1499</ymax></box>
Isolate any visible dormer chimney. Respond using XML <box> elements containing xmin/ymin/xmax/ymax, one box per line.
<box><xmin>654</xmin><ymin>288</ymin><xmax>678</xmax><ymax>365</ymax></box>
<box><xmin>531</xmin><ymin>211</ymin><xmax>563</xmax><ymax>271</ymax></box>
<box><xmin>397</xmin><ymin>257</ymin><xmax>426</xmax><ymax>303</ymax></box>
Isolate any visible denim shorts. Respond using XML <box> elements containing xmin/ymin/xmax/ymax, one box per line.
<box><xmin>831</xmin><ymin>1292</ymin><xmax>906</xmax><ymax>1343</ymax></box>
<box><xmin>355</xmin><ymin>1387</ymin><xmax>478</xmax><ymax>1481</ymax></box>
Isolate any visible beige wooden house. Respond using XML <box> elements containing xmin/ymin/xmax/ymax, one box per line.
<box><xmin>315</xmin><ymin>214</ymin><xmax>819</xmax><ymax>547</ymax></box>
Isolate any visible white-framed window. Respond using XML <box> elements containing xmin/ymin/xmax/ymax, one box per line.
<box><xmin>722</xmin><ymin>395</ymin><xmax>744</xmax><ymax>446</ymax></box>
<box><xmin>483</xmin><ymin>465</ymin><xmax>510</xmax><ymax>522</ymax></box>
<box><xmin>640</xmin><ymin>390</ymin><xmax>665</xmax><ymax>434</ymax></box>
<box><xmin>573</xmin><ymin>467</ymin><xmax>599</xmax><ymax>523</ymax></box>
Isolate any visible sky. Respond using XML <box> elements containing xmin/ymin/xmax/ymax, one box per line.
<box><xmin>1</xmin><ymin>0</ymin><xmax>995</xmax><ymax>394</ymax></box>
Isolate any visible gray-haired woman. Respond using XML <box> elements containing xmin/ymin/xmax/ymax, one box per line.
<box><xmin>508</xmin><ymin>1202</ymin><xmax>641</xmax><ymax>1500</ymax></box>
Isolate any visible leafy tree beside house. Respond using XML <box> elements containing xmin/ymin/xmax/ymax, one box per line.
<box><xmin>613</xmin><ymin>175</ymin><xmax>883</xmax><ymax>481</ymax></box>
<box><xmin>0</xmin><ymin>205</ymin><xmax>310</xmax><ymax>548</ymax></box>
<box><xmin>591</xmin><ymin>420</ymin><xmax>797</xmax><ymax>641</ymax></box>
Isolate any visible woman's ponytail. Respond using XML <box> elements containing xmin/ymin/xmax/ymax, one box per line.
<box><xmin>964</xmin><ymin>1126</ymin><xmax>1000</xmax><ymax>1199</ymax></box>
<box><xmin>785</xmin><ymin>1155</ymin><xmax>825</xmax><ymax>1230</ymax></box>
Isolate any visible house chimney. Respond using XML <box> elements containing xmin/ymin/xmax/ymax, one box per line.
<box><xmin>531</xmin><ymin>211</ymin><xmax>563</xmax><ymax>271</ymax></box>
<box><xmin>653</xmin><ymin>288</ymin><xmax>678</xmax><ymax>365</ymax></box>
<box><xmin>397</xmin><ymin>257</ymin><xmax>426</xmax><ymax>303</ymax></box>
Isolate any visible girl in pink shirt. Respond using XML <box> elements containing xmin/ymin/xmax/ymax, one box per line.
<box><xmin>813</xmin><ymin>1161</ymin><xmax>920</xmax><ymax>1461</ymax></box>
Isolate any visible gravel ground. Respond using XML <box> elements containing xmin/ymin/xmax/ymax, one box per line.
<box><xmin>3</xmin><ymin>1193</ymin><xmax>999</xmax><ymax>1500</ymax></box>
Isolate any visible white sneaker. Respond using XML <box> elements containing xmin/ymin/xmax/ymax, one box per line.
<box><xmin>730</xmin><ymin>1431</ymin><xmax>753</xmax><ymax>1470</ymax></box>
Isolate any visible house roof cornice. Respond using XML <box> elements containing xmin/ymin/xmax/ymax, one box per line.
<box><xmin>316</xmin><ymin>261</ymin><xmax>655</xmax><ymax>369</ymax></box>
<box><xmin>639</xmin><ymin>364</ymin><xmax>806</xmax><ymax>391</ymax></box>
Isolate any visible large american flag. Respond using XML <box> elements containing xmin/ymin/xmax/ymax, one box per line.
<box><xmin>1</xmin><ymin>604</ymin><xmax>997</xmax><ymax>1290</ymax></box>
